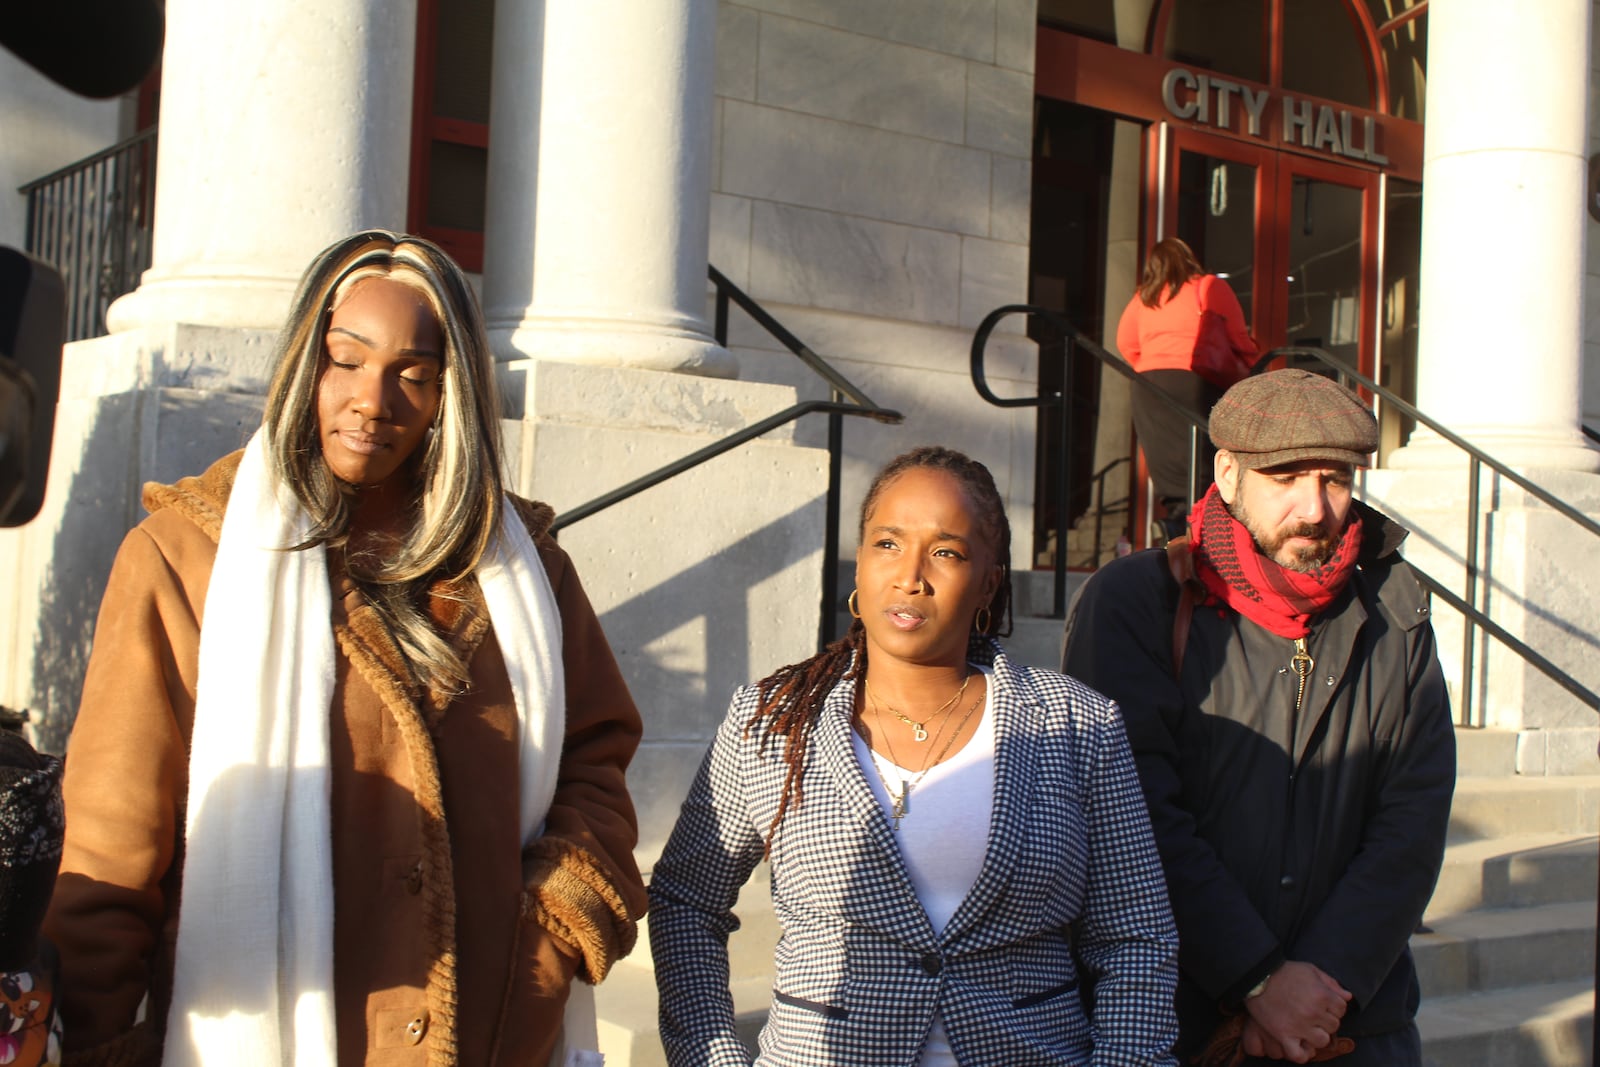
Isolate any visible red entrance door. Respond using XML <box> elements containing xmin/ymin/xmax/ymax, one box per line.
<box><xmin>1154</xmin><ymin>124</ymin><xmax>1381</xmax><ymax>380</ymax></box>
<box><xmin>1126</xmin><ymin>124</ymin><xmax>1383</xmax><ymax>544</ymax></box>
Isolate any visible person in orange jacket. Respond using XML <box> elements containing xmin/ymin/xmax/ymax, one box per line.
<box><xmin>1116</xmin><ymin>237</ymin><xmax>1257</xmax><ymax>541</ymax></box>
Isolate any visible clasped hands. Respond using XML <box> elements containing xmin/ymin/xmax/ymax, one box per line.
<box><xmin>1239</xmin><ymin>960</ymin><xmax>1353</xmax><ymax>1064</ymax></box>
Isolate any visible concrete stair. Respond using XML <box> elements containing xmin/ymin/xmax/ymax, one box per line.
<box><xmin>1416</xmin><ymin>734</ymin><xmax>1599</xmax><ymax>1067</ymax></box>
<box><xmin>595</xmin><ymin>875</ymin><xmax>781</xmax><ymax>1066</ymax></box>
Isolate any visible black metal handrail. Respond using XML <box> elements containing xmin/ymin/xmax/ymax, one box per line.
<box><xmin>552</xmin><ymin>267</ymin><xmax>903</xmax><ymax>650</ymax></box>
<box><xmin>1260</xmin><ymin>345</ymin><xmax>1600</xmax><ymax>720</ymax></box>
<box><xmin>1584</xmin><ymin>423</ymin><xmax>1599</xmax><ymax>446</ymax></box>
<box><xmin>1084</xmin><ymin>456</ymin><xmax>1130</xmax><ymax>571</ymax></box>
<box><xmin>20</xmin><ymin>127</ymin><xmax>157</xmax><ymax>342</ymax></box>
<box><xmin>971</xmin><ymin>304</ymin><xmax>1210</xmax><ymax>616</ymax></box>
<box><xmin>971</xmin><ymin>311</ymin><xmax>1600</xmax><ymax>721</ymax></box>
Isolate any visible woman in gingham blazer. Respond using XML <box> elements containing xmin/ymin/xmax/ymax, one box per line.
<box><xmin>649</xmin><ymin>448</ymin><xmax>1178</xmax><ymax>1066</ymax></box>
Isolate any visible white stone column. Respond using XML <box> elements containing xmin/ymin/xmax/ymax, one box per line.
<box><xmin>106</xmin><ymin>0</ymin><xmax>417</xmax><ymax>333</ymax></box>
<box><xmin>482</xmin><ymin>0</ymin><xmax>733</xmax><ymax>377</ymax></box>
<box><xmin>1393</xmin><ymin>0</ymin><xmax>1598</xmax><ymax>471</ymax></box>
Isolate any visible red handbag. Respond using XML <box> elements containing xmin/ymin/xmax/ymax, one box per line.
<box><xmin>1190</xmin><ymin>275</ymin><xmax>1251</xmax><ymax>388</ymax></box>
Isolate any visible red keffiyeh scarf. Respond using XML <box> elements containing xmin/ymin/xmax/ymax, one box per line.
<box><xmin>1186</xmin><ymin>484</ymin><xmax>1364</xmax><ymax>639</ymax></box>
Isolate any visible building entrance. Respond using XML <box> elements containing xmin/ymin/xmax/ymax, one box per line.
<box><xmin>1029</xmin><ymin>12</ymin><xmax>1425</xmax><ymax>561</ymax></box>
<box><xmin>1161</xmin><ymin>125</ymin><xmax>1378</xmax><ymax>380</ymax></box>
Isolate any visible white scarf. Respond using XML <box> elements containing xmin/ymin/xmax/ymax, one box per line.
<box><xmin>165</xmin><ymin>431</ymin><xmax>565</xmax><ymax>1066</ymax></box>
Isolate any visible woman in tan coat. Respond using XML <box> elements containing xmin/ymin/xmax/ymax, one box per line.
<box><xmin>44</xmin><ymin>231</ymin><xmax>647</xmax><ymax>1066</ymax></box>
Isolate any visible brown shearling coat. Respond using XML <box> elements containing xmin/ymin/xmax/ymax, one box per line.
<box><xmin>43</xmin><ymin>452</ymin><xmax>648</xmax><ymax>1066</ymax></box>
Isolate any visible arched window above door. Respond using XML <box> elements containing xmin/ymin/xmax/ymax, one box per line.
<box><xmin>1136</xmin><ymin>0</ymin><xmax>1425</xmax><ymax>118</ymax></box>
<box><xmin>1157</xmin><ymin>0</ymin><xmax>1266</xmax><ymax>85</ymax></box>
<box><xmin>1281</xmin><ymin>2</ymin><xmax>1375</xmax><ymax>108</ymax></box>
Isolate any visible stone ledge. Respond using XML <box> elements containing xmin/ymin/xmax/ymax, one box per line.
<box><xmin>1427</xmin><ymin>834</ymin><xmax>1598</xmax><ymax>917</ymax></box>
<box><xmin>498</xmin><ymin>358</ymin><xmax>802</xmax><ymax>442</ymax></box>
<box><xmin>61</xmin><ymin>324</ymin><xmax>280</xmax><ymax>399</ymax></box>
<box><xmin>1515</xmin><ymin>727</ymin><xmax>1600</xmax><ymax>776</ymax></box>
<box><xmin>1418</xmin><ymin>978</ymin><xmax>1593</xmax><ymax>1067</ymax></box>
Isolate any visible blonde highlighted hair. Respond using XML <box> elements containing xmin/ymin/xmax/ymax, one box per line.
<box><xmin>262</xmin><ymin>230</ymin><xmax>504</xmax><ymax>693</ymax></box>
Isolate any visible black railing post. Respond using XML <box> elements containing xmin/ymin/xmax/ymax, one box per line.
<box><xmin>1053</xmin><ymin>343</ymin><xmax>1074</xmax><ymax>618</ymax></box>
<box><xmin>714</xmin><ymin>287</ymin><xmax>729</xmax><ymax>347</ymax></box>
<box><xmin>554</xmin><ymin>269</ymin><xmax>902</xmax><ymax>657</ymax></box>
<box><xmin>1462</xmin><ymin>455</ymin><xmax>1482</xmax><ymax>726</ymax></box>
<box><xmin>1187</xmin><ymin>423</ymin><xmax>1201</xmax><ymax>520</ymax></box>
<box><xmin>1091</xmin><ymin>469</ymin><xmax>1106</xmax><ymax>572</ymax></box>
<box><xmin>821</xmin><ymin>395</ymin><xmax>846</xmax><ymax>648</ymax></box>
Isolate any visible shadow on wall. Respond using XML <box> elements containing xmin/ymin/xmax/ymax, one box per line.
<box><xmin>1361</xmin><ymin>472</ymin><xmax>1600</xmax><ymax>726</ymax></box>
<box><xmin>29</xmin><ymin>386</ymin><xmax>260</xmax><ymax>753</ymax></box>
<box><xmin>588</xmin><ymin>495</ymin><xmax>827</xmax><ymax>744</ymax></box>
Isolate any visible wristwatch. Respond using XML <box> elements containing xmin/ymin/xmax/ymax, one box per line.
<box><xmin>1245</xmin><ymin>970</ymin><xmax>1276</xmax><ymax>1000</ymax></box>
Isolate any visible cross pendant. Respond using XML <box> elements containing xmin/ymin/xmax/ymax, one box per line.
<box><xmin>891</xmin><ymin>784</ymin><xmax>910</xmax><ymax>829</ymax></box>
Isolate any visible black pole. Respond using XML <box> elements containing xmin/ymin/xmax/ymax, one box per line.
<box><xmin>820</xmin><ymin>399</ymin><xmax>844</xmax><ymax>650</ymax></box>
<box><xmin>1054</xmin><ymin>341</ymin><xmax>1075</xmax><ymax>618</ymax></box>
<box><xmin>1462</xmin><ymin>456</ymin><xmax>1481</xmax><ymax>726</ymax></box>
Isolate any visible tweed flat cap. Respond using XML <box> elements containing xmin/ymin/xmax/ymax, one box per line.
<box><xmin>1209</xmin><ymin>369</ymin><xmax>1378</xmax><ymax>470</ymax></box>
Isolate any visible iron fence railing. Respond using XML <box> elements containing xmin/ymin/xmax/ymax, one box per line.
<box><xmin>1262</xmin><ymin>345</ymin><xmax>1600</xmax><ymax>723</ymax></box>
<box><xmin>552</xmin><ymin>266</ymin><xmax>903</xmax><ymax>650</ymax></box>
<box><xmin>970</xmin><ymin>307</ymin><xmax>1600</xmax><ymax>723</ymax></box>
<box><xmin>20</xmin><ymin>127</ymin><xmax>157</xmax><ymax>342</ymax></box>
<box><xmin>970</xmin><ymin>304</ymin><xmax>1210</xmax><ymax>617</ymax></box>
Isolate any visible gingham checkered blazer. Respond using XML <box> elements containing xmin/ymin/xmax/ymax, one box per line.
<box><xmin>649</xmin><ymin>639</ymin><xmax>1179</xmax><ymax>1066</ymax></box>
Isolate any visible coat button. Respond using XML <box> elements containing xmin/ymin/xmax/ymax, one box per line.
<box><xmin>920</xmin><ymin>952</ymin><xmax>942</xmax><ymax>976</ymax></box>
<box><xmin>405</xmin><ymin>1010</ymin><xmax>429</xmax><ymax>1045</ymax></box>
<box><xmin>406</xmin><ymin>861</ymin><xmax>423</xmax><ymax>895</ymax></box>
<box><xmin>1279</xmin><ymin>874</ymin><xmax>1297</xmax><ymax>890</ymax></box>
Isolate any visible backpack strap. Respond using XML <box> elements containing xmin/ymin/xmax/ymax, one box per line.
<box><xmin>1166</xmin><ymin>535</ymin><xmax>1204</xmax><ymax>677</ymax></box>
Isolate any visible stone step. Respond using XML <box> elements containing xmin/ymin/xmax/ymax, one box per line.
<box><xmin>593</xmin><ymin>960</ymin><xmax>766</xmax><ymax>1067</ymax></box>
<box><xmin>1427</xmin><ymin>834</ymin><xmax>1599</xmax><ymax>917</ymax></box>
<box><xmin>1414</xmin><ymin>899</ymin><xmax>1596</xmax><ymax>997</ymax></box>
<box><xmin>1448</xmin><ymin>776</ymin><xmax>1600</xmax><ymax>842</ymax></box>
<box><xmin>1011</xmin><ymin>567</ymin><xmax>1092</xmax><ymax>618</ymax></box>
<box><xmin>1454</xmin><ymin>727</ymin><xmax>1521</xmax><ymax>777</ymax></box>
<box><xmin>1419</xmin><ymin>979</ymin><xmax>1594</xmax><ymax>1067</ymax></box>
<box><xmin>1002</xmin><ymin>614</ymin><xmax>1065</xmax><ymax>670</ymax></box>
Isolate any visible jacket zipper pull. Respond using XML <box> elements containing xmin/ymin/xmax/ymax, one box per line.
<box><xmin>1291</xmin><ymin>637</ymin><xmax>1314</xmax><ymax>713</ymax></box>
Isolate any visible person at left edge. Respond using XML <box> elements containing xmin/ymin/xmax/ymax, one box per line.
<box><xmin>649</xmin><ymin>446</ymin><xmax>1178</xmax><ymax>1066</ymax></box>
<box><xmin>44</xmin><ymin>230</ymin><xmax>647</xmax><ymax>1066</ymax></box>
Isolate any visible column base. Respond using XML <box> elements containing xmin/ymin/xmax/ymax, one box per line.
<box><xmin>489</xmin><ymin>312</ymin><xmax>737</xmax><ymax>379</ymax></box>
<box><xmin>1388</xmin><ymin>427</ymin><xmax>1600</xmax><ymax>473</ymax></box>
<box><xmin>106</xmin><ymin>270</ymin><xmax>300</xmax><ymax>334</ymax></box>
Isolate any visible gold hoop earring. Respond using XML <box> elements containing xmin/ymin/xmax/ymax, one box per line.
<box><xmin>974</xmin><ymin>606</ymin><xmax>991</xmax><ymax>634</ymax></box>
<box><xmin>848</xmin><ymin>590</ymin><xmax>861</xmax><ymax>618</ymax></box>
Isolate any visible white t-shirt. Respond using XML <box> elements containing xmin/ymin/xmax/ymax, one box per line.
<box><xmin>851</xmin><ymin>666</ymin><xmax>996</xmax><ymax>1067</ymax></box>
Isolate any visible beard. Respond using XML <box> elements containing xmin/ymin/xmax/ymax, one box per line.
<box><xmin>1226</xmin><ymin>495</ymin><xmax>1342</xmax><ymax>574</ymax></box>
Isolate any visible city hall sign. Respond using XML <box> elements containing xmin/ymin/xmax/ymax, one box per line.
<box><xmin>1161</xmin><ymin>67</ymin><xmax>1390</xmax><ymax>166</ymax></box>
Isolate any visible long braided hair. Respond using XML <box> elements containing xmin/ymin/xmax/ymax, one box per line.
<box><xmin>746</xmin><ymin>446</ymin><xmax>1014</xmax><ymax>850</ymax></box>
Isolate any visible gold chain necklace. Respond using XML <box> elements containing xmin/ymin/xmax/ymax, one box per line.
<box><xmin>863</xmin><ymin>684</ymin><xmax>984</xmax><ymax>831</ymax></box>
<box><xmin>865</xmin><ymin>673</ymin><xmax>971</xmax><ymax>742</ymax></box>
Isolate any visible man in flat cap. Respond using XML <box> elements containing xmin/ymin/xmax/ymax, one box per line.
<box><xmin>1063</xmin><ymin>369</ymin><xmax>1454</xmax><ymax>1066</ymax></box>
